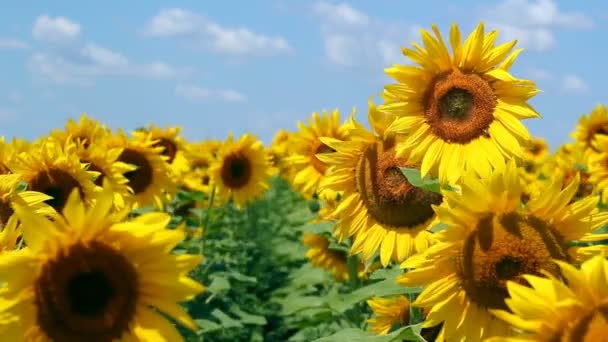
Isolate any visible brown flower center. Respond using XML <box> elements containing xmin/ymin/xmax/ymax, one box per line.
<box><xmin>220</xmin><ymin>153</ymin><xmax>252</xmax><ymax>189</ymax></box>
<box><xmin>356</xmin><ymin>143</ymin><xmax>442</xmax><ymax>228</ymax></box>
<box><xmin>82</xmin><ymin>159</ymin><xmax>105</xmax><ymax>187</ymax></box>
<box><xmin>29</xmin><ymin>168</ymin><xmax>84</xmax><ymax>213</ymax></box>
<box><xmin>588</xmin><ymin>123</ymin><xmax>608</xmax><ymax>151</ymax></box>
<box><xmin>0</xmin><ymin>199</ymin><xmax>13</xmax><ymax>226</ymax></box>
<box><xmin>35</xmin><ymin>241</ymin><xmax>138</xmax><ymax>341</ymax></box>
<box><xmin>459</xmin><ymin>212</ymin><xmax>568</xmax><ymax>310</ymax></box>
<box><xmin>0</xmin><ymin>163</ymin><xmax>10</xmax><ymax>175</ymax></box>
<box><xmin>154</xmin><ymin>138</ymin><xmax>178</xmax><ymax>163</ymax></box>
<box><xmin>425</xmin><ymin>70</ymin><xmax>496</xmax><ymax>144</ymax></box>
<box><xmin>311</xmin><ymin>139</ymin><xmax>335</xmax><ymax>174</ymax></box>
<box><xmin>119</xmin><ymin>149</ymin><xmax>153</xmax><ymax>195</ymax></box>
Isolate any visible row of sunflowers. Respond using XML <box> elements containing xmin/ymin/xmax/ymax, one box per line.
<box><xmin>2</xmin><ymin>21</ymin><xmax>608</xmax><ymax>341</ymax></box>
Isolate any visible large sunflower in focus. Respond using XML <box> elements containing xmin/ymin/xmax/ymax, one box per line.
<box><xmin>289</xmin><ymin>109</ymin><xmax>349</xmax><ymax>197</ymax></box>
<box><xmin>0</xmin><ymin>185</ymin><xmax>205</xmax><ymax>341</ymax></box>
<box><xmin>491</xmin><ymin>255</ymin><xmax>608</xmax><ymax>341</ymax></box>
<box><xmin>398</xmin><ymin>161</ymin><xmax>608</xmax><ymax>341</ymax></box>
<box><xmin>319</xmin><ymin>101</ymin><xmax>439</xmax><ymax>266</ymax></box>
<box><xmin>50</xmin><ymin>113</ymin><xmax>110</xmax><ymax>148</ymax></box>
<box><xmin>209</xmin><ymin>133</ymin><xmax>272</xmax><ymax>208</ymax></box>
<box><xmin>108</xmin><ymin>130</ymin><xmax>176</xmax><ymax>208</ymax></box>
<box><xmin>381</xmin><ymin>22</ymin><xmax>539</xmax><ymax>184</ymax></box>
<box><xmin>8</xmin><ymin>140</ymin><xmax>98</xmax><ymax>215</ymax></box>
<box><xmin>571</xmin><ymin>104</ymin><xmax>608</xmax><ymax>153</ymax></box>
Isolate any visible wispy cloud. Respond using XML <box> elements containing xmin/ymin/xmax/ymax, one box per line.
<box><xmin>175</xmin><ymin>84</ymin><xmax>247</xmax><ymax>103</ymax></box>
<box><xmin>561</xmin><ymin>74</ymin><xmax>589</xmax><ymax>94</ymax></box>
<box><xmin>143</xmin><ymin>8</ymin><xmax>293</xmax><ymax>57</ymax></box>
<box><xmin>32</xmin><ymin>15</ymin><xmax>81</xmax><ymax>43</ymax></box>
<box><xmin>484</xmin><ymin>0</ymin><xmax>594</xmax><ymax>51</ymax></box>
<box><xmin>312</xmin><ymin>1</ymin><xmax>418</xmax><ymax>68</ymax></box>
<box><xmin>0</xmin><ymin>37</ymin><xmax>29</xmax><ymax>50</ymax></box>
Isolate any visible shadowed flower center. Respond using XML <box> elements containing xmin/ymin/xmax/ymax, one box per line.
<box><xmin>459</xmin><ymin>212</ymin><xmax>568</xmax><ymax>310</ymax></box>
<box><xmin>35</xmin><ymin>241</ymin><xmax>138</xmax><ymax>341</ymax></box>
<box><xmin>0</xmin><ymin>199</ymin><xmax>13</xmax><ymax>226</ymax></box>
<box><xmin>30</xmin><ymin>168</ymin><xmax>84</xmax><ymax>213</ymax></box>
<box><xmin>220</xmin><ymin>153</ymin><xmax>252</xmax><ymax>189</ymax></box>
<box><xmin>82</xmin><ymin>159</ymin><xmax>106</xmax><ymax>187</ymax></box>
<box><xmin>356</xmin><ymin>143</ymin><xmax>442</xmax><ymax>228</ymax></box>
<box><xmin>562</xmin><ymin>305</ymin><xmax>608</xmax><ymax>341</ymax></box>
<box><xmin>154</xmin><ymin>138</ymin><xmax>178</xmax><ymax>163</ymax></box>
<box><xmin>425</xmin><ymin>70</ymin><xmax>497</xmax><ymax>144</ymax></box>
<box><xmin>119</xmin><ymin>149</ymin><xmax>153</xmax><ymax>195</ymax></box>
<box><xmin>311</xmin><ymin>139</ymin><xmax>335</xmax><ymax>174</ymax></box>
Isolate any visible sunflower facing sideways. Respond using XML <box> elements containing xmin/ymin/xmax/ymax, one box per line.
<box><xmin>209</xmin><ymin>133</ymin><xmax>272</xmax><ymax>208</ymax></box>
<box><xmin>135</xmin><ymin>124</ymin><xmax>190</xmax><ymax>182</ymax></box>
<box><xmin>0</xmin><ymin>183</ymin><xmax>205</xmax><ymax>341</ymax></box>
<box><xmin>381</xmin><ymin>22</ymin><xmax>539</xmax><ymax>184</ymax></box>
<box><xmin>8</xmin><ymin>140</ymin><xmax>98</xmax><ymax>215</ymax></box>
<box><xmin>288</xmin><ymin>109</ymin><xmax>349</xmax><ymax>197</ymax></box>
<box><xmin>571</xmin><ymin>104</ymin><xmax>608</xmax><ymax>153</ymax></box>
<box><xmin>397</xmin><ymin>161</ymin><xmax>608</xmax><ymax>341</ymax></box>
<box><xmin>50</xmin><ymin>113</ymin><xmax>110</xmax><ymax>149</ymax></box>
<box><xmin>318</xmin><ymin>101</ymin><xmax>440</xmax><ymax>266</ymax></box>
<box><xmin>490</xmin><ymin>255</ymin><xmax>608</xmax><ymax>341</ymax></box>
<box><xmin>302</xmin><ymin>232</ymin><xmax>364</xmax><ymax>282</ymax></box>
<box><xmin>108</xmin><ymin>130</ymin><xmax>176</xmax><ymax>209</ymax></box>
<box><xmin>367</xmin><ymin>296</ymin><xmax>411</xmax><ymax>335</ymax></box>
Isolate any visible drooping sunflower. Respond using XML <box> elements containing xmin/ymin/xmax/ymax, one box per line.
<box><xmin>0</xmin><ymin>184</ymin><xmax>205</xmax><ymax>341</ymax></box>
<box><xmin>209</xmin><ymin>133</ymin><xmax>272</xmax><ymax>208</ymax></box>
<box><xmin>73</xmin><ymin>141</ymin><xmax>134</xmax><ymax>208</ymax></box>
<box><xmin>8</xmin><ymin>140</ymin><xmax>98</xmax><ymax>215</ymax></box>
<box><xmin>571</xmin><ymin>104</ymin><xmax>608</xmax><ymax>153</ymax></box>
<box><xmin>289</xmin><ymin>109</ymin><xmax>349</xmax><ymax>197</ymax></box>
<box><xmin>302</xmin><ymin>232</ymin><xmax>363</xmax><ymax>282</ymax></box>
<box><xmin>0</xmin><ymin>173</ymin><xmax>52</xmax><ymax>227</ymax></box>
<box><xmin>50</xmin><ymin>113</ymin><xmax>110</xmax><ymax>149</ymax></box>
<box><xmin>108</xmin><ymin>130</ymin><xmax>176</xmax><ymax>208</ymax></box>
<box><xmin>318</xmin><ymin>101</ymin><xmax>440</xmax><ymax>266</ymax></box>
<box><xmin>381</xmin><ymin>22</ymin><xmax>539</xmax><ymax>184</ymax></box>
<box><xmin>397</xmin><ymin>161</ymin><xmax>608</xmax><ymax>341</ymax></box>
<box><xmin>367</xmin><ymin>296</ymin><xmax>411</xmax><ymax>335</ymax></box>
<box><xmin>490</xmin><ymin>255</ymin><xmax>608</xmax><ymax>341</ymax></box>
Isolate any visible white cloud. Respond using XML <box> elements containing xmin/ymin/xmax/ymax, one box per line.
<box><xmin>561</xmin><ymin>74</ymin><xmax>589</xmax><ymax>94</ymax></box>
<box><xmin>0</xmin><ymin>38</ymin><xmax>29</xmax><ymax>50</ymax></box>
<box><xmin>484</xmin><ymin>0</ymin><xmax>593</xmax><ymax>51</ymax></box>
<box><xmin>28</xmin><ymin>44</ymin><xmax>192</xmax><ymax>86</ymax></box>
<box><xmin>32</xmin><ymin>15</ymin><xmax>81</xmax><ymax>43</ymax></box>
<box><xmin>313</xmin><ymin>1</ymin><xmax>369</xmax><ymax>27</ymax></box>
<box><xmin>312</xmin><ymin>1</ymin><xmax>416</xmax><ymax>68</ymax></box>
<box><xmin>143</xmin><ymin>8</ymin><xmax>293</xmax><ymax>57</ymax></box>
<box><xmin>175</xmin><ymin>84</ymin><xmax>247</xmax><ymax>103</ymax></box>
<box><xmin>525</xmin><ymin>67</ymin><xmax>554</xmax><ymax>81</ymax></box>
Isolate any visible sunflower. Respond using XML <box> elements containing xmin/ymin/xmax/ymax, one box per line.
<box><xmin>209</xmin><ymin>133</ymin><xmax>272</xmax><ymax>208</ymax></box>
<box><xmin>302</xmin><ymin>232</ymin><xmax>363</xmax><ymax>282</ymax></box>
<box><xmin>135</xmin><ymin>125</ymin><xmax>190</xmax><ymax>184</ymax></box>
<box><xmin>0</xmin><ymin>183</ymin><xmax>205</xmax><ymax>341</ymax></box>
<box><xmin>571</xmin><ymin>104</ymin><xmax>608</xmax><ymax>153</ymax></box>
<box><xmin>108</xmin><ymin>130</ymin><xmax>176</xmax><ymax>208</ymax></box>
<box><xmin>182</xmin><ymin>141</ymin><xmax>217</xmax><ymax>193</ymax></box>
<box><xmin>367</xmin><ymin>296</ymin><xmax>410</xmax><ymax>335</ymax></box>
<box><xmin>8</xmin><ymin>140</ymin><xmax>98</xmax><ymax>215</ymax></box>
<box><xmin>397</xmin><ymin>161</ymin><xmax>608</xmax><ymax>341</ymax></box>
<box><xmin>0</xmin><ymin>215</ymin><xmax>19</xmax><ymax>252</ymax></box>
<box><xmin>73</xmin><ymin>141</ymin><xmax>134</xmax><ymax>209</ymax></box>
<box><xmin>587</xmin><ymin>135</ymin><xmax>608</xmax><ymax>203</ymax></box>
<box><xmin>50</xmin><ymin>113</ymin><xmax>110</xmax><ymax>149</ymax></box>
<box><xmin>543</xmin><ymin>144</ymin><xmax>594</xmax><ymax>201</ymax></box>
<box><xmin>289</xmin><ymin>109</ymin><xmax>349</xmax><ymax>197</ymax></box>
<box><xmin>318</xmin><ymin>101</ymin><xmax>439</xmax><ymax>266</ymax></box>
<box><xmin>0</xmin><ymin>173</ymin><xmax>53</xmax><ymax>227</ymax></box>
<box><xmin>380</xmin><ymin>22</ymin><xmax>539</xmax><ymax>184</ymax></box>
<box><xmin>523</xmin><ymin>137</ymin><xmax>549</xmax><ymax>162</ymax></box>
<box><xmin>269</xmin><ymin>129</ymin><xmax>294</xmax><ymax>179</ymax></box>
<box><xmin>490</xmin><ymin>255</ymin><xmax>608</xmax><ymax>341</ymax></box>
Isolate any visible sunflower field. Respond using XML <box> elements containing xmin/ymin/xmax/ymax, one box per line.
<box><xmin>3</xmin><ymin>21</ymin><xmax>608</xmax><ymax>341</ymax></box>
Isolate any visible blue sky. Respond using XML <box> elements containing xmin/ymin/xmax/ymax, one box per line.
<box><xmin>0</xmin><ymin>1</ymin><xmax>606</xmax><ymax>150</ymax></box>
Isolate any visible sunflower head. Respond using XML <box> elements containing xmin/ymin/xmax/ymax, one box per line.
<box><xmin>135</xmin><ymin>124</ymin><xmax>185</xmax><ymax>164</ymax></box>
<box><xmin>209</xmin><ymin>133</ymin><xmax>272</xmax><ymax>208</ymax></box>
<box><xmin>288</xmin><ymin>109</ymin><xmax>349</xmax><ymax>197</ymax></box>
<box><xmin>571</xmin><ymin>104</ymin><xmax>608</xmax><ymax>153</ymax></box>
<box><xmin>107</xmin><ymin>130</ymin><xmax>176</xmax><ymax>208</ymax></box>
<box><xmin>0</xmin><ymin>183</ymin><xmax>205</xmax><ymax>341</ymax></box>
<box><xmin>302</xmin><ymin>232</ymin><xmax>364</xmax><ymax>282</ymax></box>
<box><xmin>8</xmin><ymin>139</ymin><xmax>98</xmax><ymax>215</ymax></box>
<box><xmin>367</xmin><ymin>296</ymin><xmax>411</xmax><ymax>335</ymax></box>
<box><xmin>381</xmin><ymin>22</ymin><xmax>539</xmax><ymax>184</ymax></box>
<box><xmin>50</xmin><ymin>113</ymin><xmax>110</xmax><ymax>149</ymax></box>
<box><xmin>397</xmin><ymin>160</ymin><xmax>608</xmax><ymax>341</ymax></box>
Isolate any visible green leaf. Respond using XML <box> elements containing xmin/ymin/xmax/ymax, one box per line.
<box><xmin>230</xmin><ymin>305</ymin><xmax>267</xmax><ymax>325</ymax></box>
<box><xmin>326</xmin><ymin>278</ymin><xmax>421</xmax><ymax>313</ymax></box>
<box><xmin>368</xmin><ymin>267</ymin><xmax>402</xmax><ymax>280</ymax></box>
<box><xmin>207</xmin><ymin>276</ymin><xmax>231</xmax><ymax>294</ymax></box>
<box><xmin>400</xmin><ymin>167</ymin><xmax>441</xmax><ymax>194</ymax></box>
<box><xmin>228</xmin><ymin>271</ymin><xmax>258</xmax><ymax>283</ymax></box>
<box><xmin>280</xmin><ymin>294</ymin><xmax>325</xmax><ymax>316</ymax></box>
<box><xmin>15</xmin><ymin>181</ymin><xmax>28</xmax><ymax>193</ymax></box>
<box><xmin>195</xmin><ymin>319</ymin><xmax>222</xmax><ymax>333</ymax></box>
<box><xmin>295</xmin><ymin>221</ymin><xmax>334</xmax><ymax>234</ymax></box>
<box><xmin>211</xmin><ymin>308</ymin><xmax>243</xmax><ymax>328</ymax></box>
<box><xmin>313</xmin><ymin>324</ymin><xmax>424</xmax><ymax>342</ymax></box>
<box><xmin>430</xmin><ymin>222</ymin><xmax>448</xmax><ymax>233</ymax></box>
